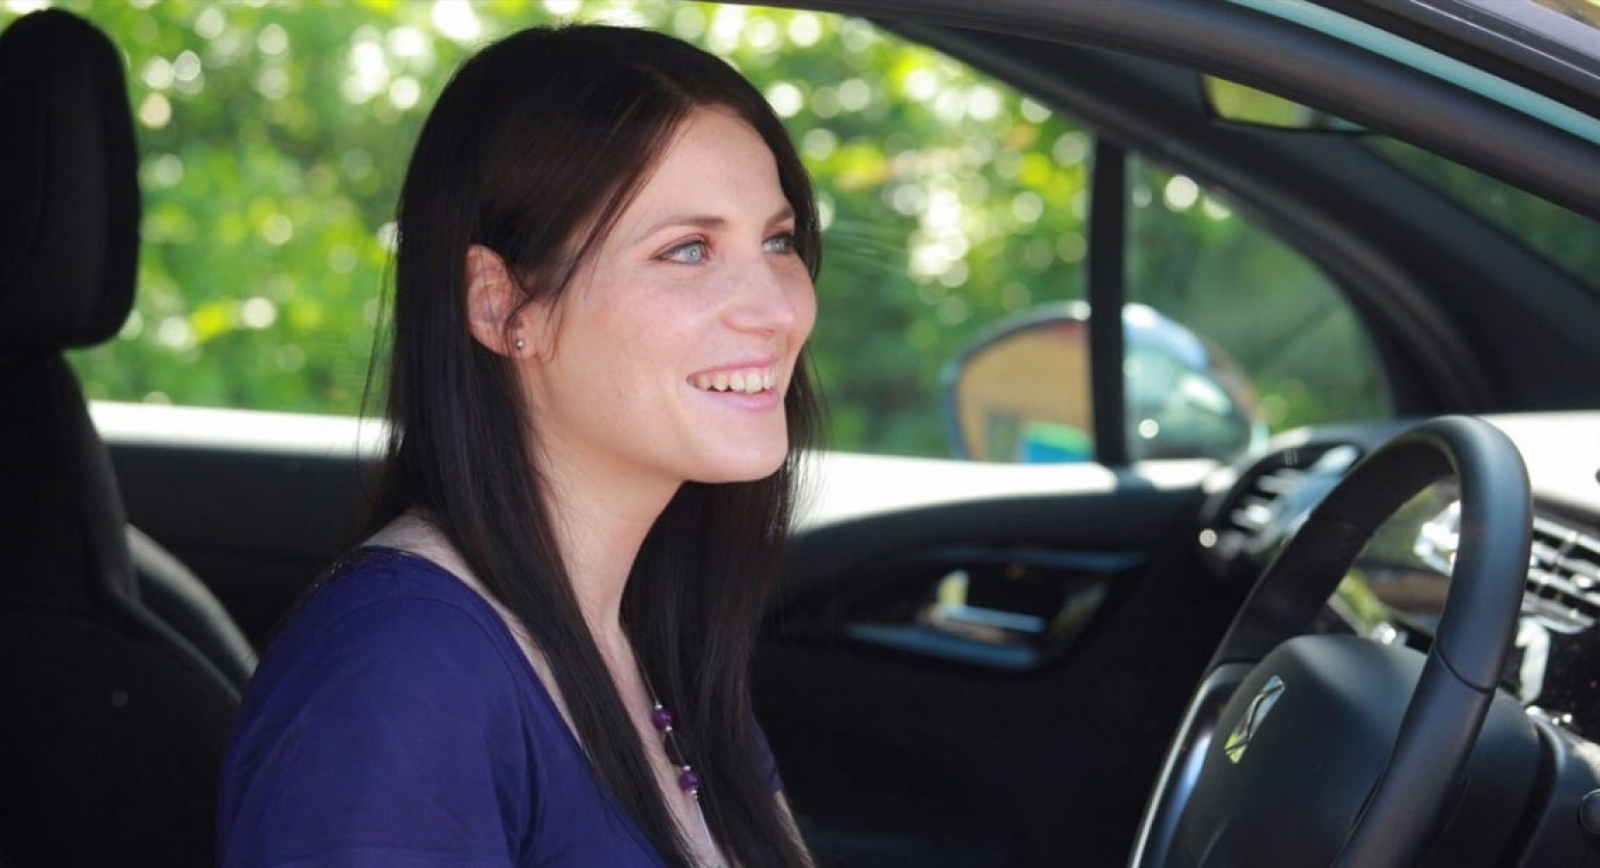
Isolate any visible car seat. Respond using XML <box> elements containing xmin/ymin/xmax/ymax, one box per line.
<box><xmin>0</xmin><ymin>10</ymin><xmax>254</xmax><ymax>866</ymax></box>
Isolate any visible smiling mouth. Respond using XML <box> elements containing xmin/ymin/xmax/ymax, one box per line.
<box><xmin>691</xmin><ymin>367</ymin><xmax>777</xmax><ymax>394</ymax></box>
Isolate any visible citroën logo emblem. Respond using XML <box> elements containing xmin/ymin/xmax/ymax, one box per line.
<box><xmin>1223</xmin><ymin>675</ymin><xmax>1285</xmax><ymax>764</ymax></box>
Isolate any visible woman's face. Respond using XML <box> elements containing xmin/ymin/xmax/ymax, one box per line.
<box><xmin>521</xmin><ymin>107</ymin><xmax>816</xmax><ymax>497</ymax></box>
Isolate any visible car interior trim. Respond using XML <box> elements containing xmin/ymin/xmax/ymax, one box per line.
<box><xmin>1086</xmin><ymin>138</ymin><xmax>1129</xmax><ymax>467</ymax></box>
<box><xmin>1225</xmin><ymin>0</ymin><xmax>1600</xmax><ymax>145</ymax></box>
<box><xmin>90</xmin><ymin>400</ymin><xmax>382</xmax><ymax>458</ymax></box>
<box><xmin>1346</xmin><ymin>0</ymin><xmax>1600</xmax><ymax>114</ymax></box>
<box><xmin>830</xmin><ymin>544</ymin><xmax>1150</xmax><ymax>672</ymax></box>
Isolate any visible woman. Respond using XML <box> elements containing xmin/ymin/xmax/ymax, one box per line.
<box><xmin>217</xmin><ymin>24</ymin><xmax>821</xmax><ymax>868</ymax></box>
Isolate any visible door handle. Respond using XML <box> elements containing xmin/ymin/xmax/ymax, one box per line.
<box><xmin>842</xmin><ymin>548</ymin><xmax>1146</xmax><ymax>671</ymax></box>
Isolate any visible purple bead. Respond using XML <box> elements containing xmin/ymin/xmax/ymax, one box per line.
<box><xmin>650</xmin><ymin>706</ymin><xmax>674</xmax><ymax>731</ymax></box>
<box><xmin>677</xmin><ymin>768</ymin><xmax>702</xmax><ymax>793</ymax></box>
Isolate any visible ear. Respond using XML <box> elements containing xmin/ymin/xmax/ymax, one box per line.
<box><xmin>464</xmin><ymin>244</ymin><xmax>528</xmax><ymax>357</ymax></box>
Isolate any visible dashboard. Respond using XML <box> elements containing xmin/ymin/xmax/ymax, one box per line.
<box><xmin>1195</xmin><ymin>413</ymin><xmax>1600</xmax><ymax>738</ymax></box>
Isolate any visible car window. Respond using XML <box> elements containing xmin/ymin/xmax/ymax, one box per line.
<box><xmin>1365</xmin><ymin>137</ymin><xmax>1600</xmax><ymax>296</ymax></box>
<box><xmin>21</xmin><ymin>1</ymin><xmax>1391</xmax><ymax>461</ymax></box>
<box><xmin>35</xmin><ymin>1</ymin><xmax>1088</xmax><ymax>457</ymax></box>
<box><xmin>1126</xmin><ymin>156</ymin><xmax>1390</xmax><ymax>433</ymax></box>
<box><xmin>1205</xmin><ymin>73</ymin><xmax>1600</xmax><ymax>322</ymax></box>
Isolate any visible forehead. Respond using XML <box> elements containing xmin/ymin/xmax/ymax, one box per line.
<box><xmin>621</xmin><ymin>107</ymin><xmax>789</xmax><ymax>223</ymax></box>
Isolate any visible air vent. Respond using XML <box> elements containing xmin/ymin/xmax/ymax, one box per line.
<box><xmin>1225</xmin><ymin>463</ymin><xmax>1309</xmax><ymax>537</ymax></box>
<box><xmin>1524</xmin><ymin>516</ymin><xmax>1600</xmax><ymax>634</ymax></box>
<box><xmin>1202</xmin><ymin>443</ymin><xmax>1360</xmax><ymax>577</ymax></box>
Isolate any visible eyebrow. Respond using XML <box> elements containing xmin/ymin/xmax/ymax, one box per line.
<box><xmin>632</xmin><ymin>205</ymin><xmax>796</xmax><ymax>244</ymax></box>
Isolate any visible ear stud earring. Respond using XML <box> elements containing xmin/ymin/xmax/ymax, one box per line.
<box><xmin>514</xmin><ymin>337</ymin><xmax>526</xmax><ymax>351</ymax></box>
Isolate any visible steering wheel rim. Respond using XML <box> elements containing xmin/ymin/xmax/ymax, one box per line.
<box><xmin>1129</xmin><ymin>415</ymin><xmax>1533</xmax><ymax>868</ymax></box>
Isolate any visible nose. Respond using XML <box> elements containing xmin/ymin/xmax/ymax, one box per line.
<box><xmin>725</xmin><ymin>255</ymin><xmax>815</xmax><ymax>338</ymax></box>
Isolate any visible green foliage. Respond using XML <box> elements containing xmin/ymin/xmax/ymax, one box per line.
<box><xmin>8</xmin><ymin>0</ymin><xmax>1386</xmax><ymax>457</ymax></box>
<box><xmin>1128</xmin><ymin>158</ymin><xmax>1387</xmax><ymax>429</ymax></box>
<box><xmin>1370</xmin><ymin>137</ymin><xmax>1600</xmax><ymax>295</ymax></box>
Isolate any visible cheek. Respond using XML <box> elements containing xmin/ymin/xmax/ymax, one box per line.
<box><xmin>791</xmin><ymin>276</ymin><xmax>819</xmax><ymax>344</ymax></box>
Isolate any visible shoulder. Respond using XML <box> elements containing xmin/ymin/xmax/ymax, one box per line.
<box><xmin>240</xmin><ymin>547</ymin><xmax>531</xmax><ymax>734</ymax></box>
<box><xmin>283</xmin><ymin>548</ymin><xmax>513</xmax><ymax>661</ymax></box>
<box><xmin>296</xmin><ymin>545</ymin><xmax>500</xmax><ymax>630</ymax></box>
<box><xmin>217</xmin><ymin>549</ymin><xmax>543</xmax><ymax>866</ymax></box>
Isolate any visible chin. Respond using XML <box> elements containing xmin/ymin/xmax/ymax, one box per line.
<box><xmin>692</xmin><ymin>445</ymin><xmax>790</xmax><ymax>485</ymax></box>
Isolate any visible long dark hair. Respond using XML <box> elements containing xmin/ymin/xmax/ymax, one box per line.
<box><xmin>367</xmin><ymin>24</ymin><xmax>821</xmax><ymax>868</ymax></box>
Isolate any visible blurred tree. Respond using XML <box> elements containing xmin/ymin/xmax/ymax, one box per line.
<box><xmin>4</xmin><ymin>0</ymin><xmax>1396</xmax><ymax>457</ymax></box>
<box><xmin>1127</xmin><ymin>158</ymin><xmax>1388</xmax><ymax>430</ymax></box>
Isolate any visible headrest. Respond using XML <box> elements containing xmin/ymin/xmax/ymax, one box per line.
<box><xmin>0</xmin><ymin>10</ymin><xmax>139</xmax><ymax>359</ymax></box>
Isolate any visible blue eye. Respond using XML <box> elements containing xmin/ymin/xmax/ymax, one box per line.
<box><xmin>763</xmin><ymin>232</ymin><xmax>796</xmax><ymax>255</ymax></box>
<box><xmin>662</xmin><ymin>240</ymin><xmax>707</xmax><ymax>264</ymax></box>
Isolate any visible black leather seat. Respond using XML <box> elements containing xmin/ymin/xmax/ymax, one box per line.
<box><xmin>0</xmin><ymin>10</ymin><xmax>254</xmax><ymax>866</ymax></box>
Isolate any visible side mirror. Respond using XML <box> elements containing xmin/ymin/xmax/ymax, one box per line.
<box><xmin>942</xmin><ymin>302</ymin><xmax>1265</xmax><ymax>463</ymax></box>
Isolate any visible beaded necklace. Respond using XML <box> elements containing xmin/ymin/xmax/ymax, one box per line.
<box><xmin>644</xmin><ymin>687</ymin><xmax>724</xmax><ymax>868</ymax></box>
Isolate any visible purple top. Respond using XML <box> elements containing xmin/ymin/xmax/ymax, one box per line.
<box><xmin>217</xmin><ymin>547</ymin><xmax>776</xmax><ymax>867</ymax></box>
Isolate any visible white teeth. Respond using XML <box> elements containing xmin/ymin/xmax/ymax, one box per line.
<box><xmin>692</xmin><ymin>367</ymin><xmax>777</xmax><ymax>394</ymax></box>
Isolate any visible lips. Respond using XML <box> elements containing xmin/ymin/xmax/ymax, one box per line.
<box><xmin>690</xmin><ymin>366</ymin><xmax>777</xmax><ymax>394</ymax></box>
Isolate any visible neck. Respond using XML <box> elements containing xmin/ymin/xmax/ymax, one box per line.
<box><xmin>538</xmin><ymin>453</ymin><xmax>681</xmax><ymax>642</ymax></box>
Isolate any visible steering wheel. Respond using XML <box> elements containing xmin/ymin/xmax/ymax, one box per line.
<box><xmin>1129</xmin><ymin>415</ymin><xmax>1537</xmax><ymax>868</ymax></box>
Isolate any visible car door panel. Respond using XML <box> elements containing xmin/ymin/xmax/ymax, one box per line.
<box><xmin>758</xmin><ymin>474</ymin><xmax>1250</xmax><ymax>867</ymax></box>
